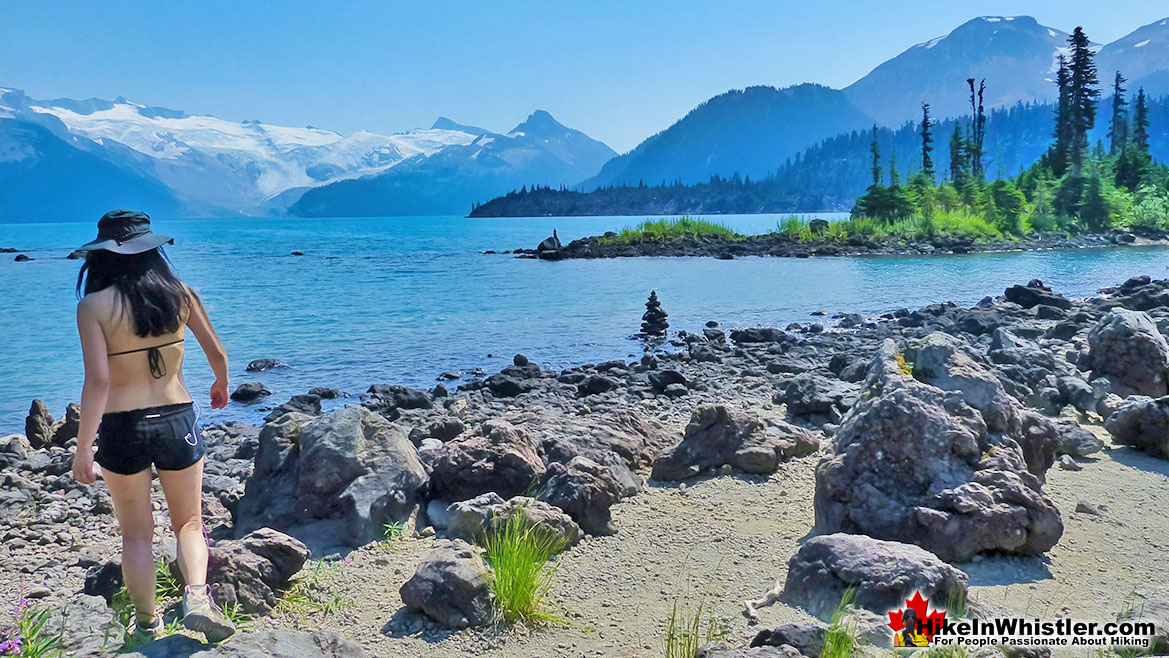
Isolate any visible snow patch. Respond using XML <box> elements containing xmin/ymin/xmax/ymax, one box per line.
<box><xmin>924</xmin><ymin>36</ymin><xmax>944</xmax><ymax>49</ymax></box>
<box><xmin>983</xmin><ymin>16</ymin><xmax>1002</xmax><ymax>22</ymax></box>
<box><xmin>1134</xmin><ymin>39</ymin><xmax>1150</xmax><ymax>48</ymax></box>
<box><xmin>1004</xmin><ymin>16</ymin><xmax>1015</xmax><ymax>21</ymax></box>
<box><xmin>1048</xmin><ymin>29</ymin><xmax>1058</xmax><ymax>38</ymax></box>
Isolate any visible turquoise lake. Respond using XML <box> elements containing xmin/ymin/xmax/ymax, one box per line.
<box><xmin>2</xmin><ymin>213</ymin><xmax>1168</xmax><ymax>431</ymax></box>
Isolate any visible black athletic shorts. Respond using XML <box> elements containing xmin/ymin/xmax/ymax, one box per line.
<box><xmin>95</xmin><ymin>402</ymin><xmax>205</xmax><ymax>476</ymax></box>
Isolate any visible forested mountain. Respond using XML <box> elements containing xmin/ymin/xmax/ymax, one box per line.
<box><xmin>470</xmin><ymin>95</ymin><xmax>1169</xmax><ymax>216</ymax></box>
<box><xmin>581</xmin><ymin>84</ymin><xmax>874</xmax><ymax>189</ymax></box>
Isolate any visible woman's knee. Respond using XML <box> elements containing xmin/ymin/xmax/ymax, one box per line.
<box><xmin>170</xmin><ymin>510</ymin><xmax>204</xmax><ymax>535</ymax></box>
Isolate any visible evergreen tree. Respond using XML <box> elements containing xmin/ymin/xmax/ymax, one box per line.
<box><xmin>1133</xmin><ymin>87</ymin><xmax>1150</xmax><ymax>153</ymax></box>
<box><xmin>889</xmin><ymin>153</ymin><xmax>900</xmax><ymax>186</ymax></box>
<box><xmin>1108</xmin><ymin>70</ymin><xmax>1128</xmax><ymax>154</ymax></box>
<box><xmin>1079</xmin><ymin>173</ymin><xmax>1112</xmax><ymax>231</ymax></box>
<box><xmin>1067</xmin><ymin>27</ymin><xmax>1100</xmax><ymax>177</ymax></box>
<box><xmin>966</xmin><ymin>78</ymin><xmax>987</xmax><ymax>179</ymax></box>
<box><xmin>920</xmin><ymin>103</ymin><xmax>935</xmax><ymax>180</ymax></box>
<box><xmin>1049</xmin><ymin>54</ymin><xmax>1072</xmax><ymax>177</ymax></box>
<box><xmin>949</xmin><ymin>122</ymin><xmax>967</xmax><ymax>185</ymax></box>
<box><xmin>869</xmin><ymin>125</ymin><xmax>882</xmax><ymax>186</ymax></box>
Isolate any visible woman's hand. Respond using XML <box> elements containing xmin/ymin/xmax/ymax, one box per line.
<box><xmin>210</xmin><ymin>378</ymin><xmax>230</xmax><ymax>409</ymax></box>
<box><xmin>72</xmin><ymin>448</ymin><xmax>97</xmax><ymax>485</ymax></box>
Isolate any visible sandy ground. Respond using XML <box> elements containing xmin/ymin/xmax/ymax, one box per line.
<box><xmin>240</xmin><ymin>424</ymin><xmax>1169</xmax><ymax>658</ymax></box>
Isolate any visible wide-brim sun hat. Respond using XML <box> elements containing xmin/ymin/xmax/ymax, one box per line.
<box><xmin>76</xmin><ymin>209</ymin><xmax>174</xmax><ymax>254</ymax></box>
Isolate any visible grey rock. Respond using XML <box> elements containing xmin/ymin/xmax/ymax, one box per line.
<box><xmin>651</xmin><ymin>405</ymin><xmax>819</xmax><ymax>480</ymax></box>
<box><xmin>445</xmin><ymin>493</ymin><xmax>582</xmax><ymax>549</ymax></box>
<box><xmin>914</xmin><ymin>332</ymin><xmax>1020</xmax><ymax>434</ymax></box>
<box><xmin>750</xmin><ymin>622</ymin><xmax>826</xmax><ymax>654</ymax></box>
<box><xmin>124</xmin><ymin>629</ymin><xmax>368</xmax><ymax>657</ymax></box>
<box><xmin>1052</xmin><ymin>420</ymin><xmax>1105</xmax><ymax>457</ymax></box>
<box><xmin>781</xmin><ymin>533</ymin><xmax>968</xmax><ymax>619</ymax></box>
<box><xmin>25</xmin><ymin>399</ymin><xmax>54</xmax><ymax>448</ymax></box>
<box><xmin>543</xmin><ymin>456</ymin><xmax>623</xmax><ymax>536</ymax></box>
<box><xmin>1104</xmin><ymin>395</ymin><xmax>1169</xmax><ymax>460</ymax></box>
<box><xmin>697</xmin><ymin>646</ymin><xmax>800</xmax><ymax>658</ymax></box>
<box><xmin>429</xmin><ymin>419</ymin><xmax>545</xmax><ymax>501</ymax></box>
<box><xmin>263</xmin><ymin>394</ymin><xmax>321</xmax><ymax>423</ymax></box>
<box><xmin>236</xmin><ymin>407</ymin><xmax>427</xmax><ymax>548</ymax></box>
<box><xmin>782</xmin><ymin>375</ymin><xmax>858</xmax><ymax>417</ymax></box>
<box><xmin>399</xmin><ymin>539</ymin><xmax>494</xmax><ymax>629</ymax></box>
<box><xmin>196</xmin><ymin>528</ymin><xmax>311</xmax><ymax>615</ymax></box>
<box><xmin>1088</xmin><ymin>308</ymin><xmax>1169</xmax><ymax>397</ymax></box>
<box><xmin>245</xmin><ymin>358</ymin><xmax>288</xmax><ymax>372</ymax></box>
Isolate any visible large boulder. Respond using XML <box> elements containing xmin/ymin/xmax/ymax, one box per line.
<box><xmin>1104</xmin><ymin>396</ymin><xmax>1169</xmax><ymax>460</ymax></box>
<box><xmin>528</xmin><ymin>409</ymin><xmax>673</xmax><ymax>470</ymax></box>
<box><xmin>236</xmin><ymin>407</ymin><xmax>427</xmax><ymax>548</ymax></box>
<box><xmin>263</xmin><ymin>394</ymin><xmax>322</xmax><ymax>423</ymax></box>
<box><xmin>193</xmin><ymin>528</ymin><xmax>311</xmax><ymax>615</ymax></box>
<box><xmin>399</xmin><ymin>539</ymin><xmax>494</xmax><ymax>629</ymax></box>
<box><xmin>780</xmin><ymin>375</ymin><xmax>858</xmax><ymax>418</ymax></box>
<box><xmin>814</xmin><ymin>340</ymin><xmax>1063</xmax><ymax>562</ymax></box>
<box><xmin>543</xmin><ymin>456</ymin><xmax>623</xmax><ymax>536</ymax></box>
<box><xmin>429</xmin><ymin>419</ymin><xmax>546</xmax><ymax>502</ymax></box>
<box><xmin>364</xmin><ymin>384</ymin><xmax>432</xmax><ymax>419</ymax></box>
<box><xmin>445</xmin><ymin>493</ymin><xmax>582</xmax><ymax>549</ymax></box>
<box><xmin>1088</xmin><ymin>308</ymin><xmax>1169</xmax><ymax>397</ymax></box>
<box><xmin>49</xmin><ymin>402</ymin><xmax>82</xmax><ymax>446</ymax></box>
<box><xmin>651</xmin><ymin>406</ymin><xmax>819</xmax><ymax>481</ymax></box>
<box><xmin>781</xmin><ymin>533</ymin><xmax>969</xmax><ymax>619</ymax></box>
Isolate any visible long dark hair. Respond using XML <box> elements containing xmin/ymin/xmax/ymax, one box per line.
<box><xmin>76</xmin><ymin>248</ymin><xmax>191</xmax><ymax>336</ymax></box>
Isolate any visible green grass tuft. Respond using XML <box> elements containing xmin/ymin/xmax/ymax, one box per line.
<box><xmin>277</xmin><ymin>560</ymin><xmax>353</xmax><ymax>623</ymax></box>
<box><xmin>599</xmin><ymin>216</ymin><xmax>740</xmax><ymax>245</ymax></box>
<box><xmin>662</xmin><ymin>597</ymin><xmax>728</xmax><ymax>658</ymax></box>
<box><xmin>482</xmin><ymin>509</ymin><xmax>567</xmax><ymax>627</ymax></box>
<box><xmin>821</xmin><ymin>588</ymin><xmax>858</xmax><ymax>658</ymax></box>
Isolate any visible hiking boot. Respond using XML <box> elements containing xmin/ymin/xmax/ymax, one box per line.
<box><xmin>181</xmin><ymin>585</ymin><xmax>235</xmax><ymax>643</ymax></box>
<box><xmin>130</xmin><ymin>614</ymin><xmax>164</xmax><ymax>641</ymax></box>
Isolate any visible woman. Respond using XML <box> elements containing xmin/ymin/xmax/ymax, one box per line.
<box><xmin>70</xmin><ymin>210</ymin><xmax>235</xmax><ymax>643</ymax></box>
<box><xmin>894</xmin><ymin>607</ymin><xmax>929</xmax><ymax>648</ymax></box>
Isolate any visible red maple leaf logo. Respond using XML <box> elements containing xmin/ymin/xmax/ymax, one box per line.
<box><xmin>887</xmin><ymin>591</ymin><xmax>947</xmax><ymax>641</ymax></box>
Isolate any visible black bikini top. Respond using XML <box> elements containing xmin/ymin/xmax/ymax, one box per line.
<box><xmin>108</xmin><ymin>339</ymin><xmax>184</xmax><ymax>379</ymax></box>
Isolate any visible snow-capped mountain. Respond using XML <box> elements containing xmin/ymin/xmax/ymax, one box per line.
<box><xmin>288</xmin><ymin>110</ymin><xmax>617</xmax><ymax>217</ymax></box>
<box><xmin>1097</xmin><ymin>18</ymin><xmax>1169</xmax><ymax>96</ymax></box>
<box><xmin>2</xmin><ymin>88</ymin><xmax>477</xmax><ymax>213</ymax></box>
<box><xmin>844</xmin><ymin>16</ymin><xmax>1076</xmax><ymax>125</ymax></box>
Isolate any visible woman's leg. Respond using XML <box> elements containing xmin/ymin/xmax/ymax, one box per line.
<box><xmin>103</xmin><ymin>468</ymin><xmax>157</xmax><ymax>623</ymax></box>
<box><xmin>157</xmin><ymin>458</ymin><xmax>207</xmax><ymax>587</ymax></box>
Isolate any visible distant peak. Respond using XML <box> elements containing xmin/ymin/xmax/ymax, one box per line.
<box><xmin>510</xmin><ymin>110</ymin><xmax>567</xmax><ymax>135</ymax></box>
<box><xmin>431</xmin><ymin>116</ymin><xmax>490</xmax><ymax>135</ymax></box>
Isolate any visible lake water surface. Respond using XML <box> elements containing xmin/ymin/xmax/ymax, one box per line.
<box><xmin>3</xmin><ymin>213</ymin><xmax>1168</xmax><ymax>430</ymax></box>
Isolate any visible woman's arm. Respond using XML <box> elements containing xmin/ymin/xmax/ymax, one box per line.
<box><xmin>74</xmin><ymin>299</ymin><xmax>108</xmax><ymax>484</ymax></box>
<box><xmin>185</xmin><ymin>287</ymin><xmax>230</xmax><ymax>409</ymax></box>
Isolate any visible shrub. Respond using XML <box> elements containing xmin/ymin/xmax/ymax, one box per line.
<box><xmin>821</xmin><ymin>588</ymin><xmax>858</xmax><ymax>658</ymax></box>
<box><xmin>482</xmin><ymin>510</ymin><xmax>567</xmax><ymax>627</ymax></box>
<box><xmin>600</xmin><ymin>217</ymin><xmax>738</xmax><ymax>245</ymax></box>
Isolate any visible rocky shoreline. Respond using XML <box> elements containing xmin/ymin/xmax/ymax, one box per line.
<box><xmin>509</xmin><ymin>228</ymin><xmax>1169</xmax><ymax>259</ymax></box>
<box><xmin>3</xmin><ymin>276</ymin><xmax>1169</xmax><ymax>656</ymax></box>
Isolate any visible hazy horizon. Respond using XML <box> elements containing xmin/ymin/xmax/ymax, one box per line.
<box><xmin>3</xmin><ymin>1</ymin><xmax>1168</xmax><ymax>152</ymax></box>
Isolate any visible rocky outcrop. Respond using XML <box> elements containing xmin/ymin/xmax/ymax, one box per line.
<box><xmin>1104</xmin><ymin>396</ymin><xmax>1169</xmax><ymax>460</ymax></box>
<box><xmin>231</xmin><ymin>382</ymin><xmax>271</xmax><ymax>402</ymax></box>
<box><xmin>814</xmin><ymin>340</ymin><xmax>1063</xmax><ymax>562</ymax></box>
<box><xmin>781</xmin><ymin>533</ymin><xmax>969</xmax><ymax>619</ymax></box>
<box><xmin>651</xmin><ymin>405</ymin><xmax>819</xmax><ymax>480</ymax></box>
<box><xmin>1004</xmin><ymin>280</ymin><xmax>1073</xmax><ymax>310</ymax></box>
<box><xmin>236</xmin><ymin>407</ymin><xmax>427</xmax><ymax>548</ymax></box>
<box><xmin>24</xmin><ymin>399</ymin><xmax>54</xmax><ymax>448</ymax></box>
<box><xmin>1088</xmin><ymin>308</ymin><xmax>1169</xmax><ymax>397</ymax></box>
<box><xmin>429</xmin><ymin>419</ymin><xmax>545</xmax><ymax>502</ymax></box>
<box><xmin>399</xmin><ymin>539</ymin><xmax>494</xmax><ymax>629</ymax></box>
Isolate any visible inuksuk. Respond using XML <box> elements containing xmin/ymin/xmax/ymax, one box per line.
<box><xmin>641</xmin><ymin>291</ymin><xmax>669</xmax><ymax>336</ymax></box>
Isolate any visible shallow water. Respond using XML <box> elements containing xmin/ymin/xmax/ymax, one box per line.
<box><xmin>2</xmin><ymin>213</ymin><xmax>1168</xmax><ymax>430</ymax></box>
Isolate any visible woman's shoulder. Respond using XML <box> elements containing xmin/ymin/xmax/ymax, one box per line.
<box><xmin>78</xmin><ymin>286</ymin><xmax>117</xmax><ymax>310</ymax></box>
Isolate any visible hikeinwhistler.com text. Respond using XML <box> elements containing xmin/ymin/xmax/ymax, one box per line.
<box><xmin>924</xmin><ymin>617</ymin><xmax>1155</xmax><ymax>649</ymax></box>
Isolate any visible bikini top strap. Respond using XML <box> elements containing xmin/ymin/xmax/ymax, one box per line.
<box><xmin>107</xmin><ymin>339</ymin><xmax>185</xmax><ymax>357</ymax></box>
<box><xmin>108</xmin><ymin>339</ymin><xmax>184</xmax><ymax>379</ymax></box>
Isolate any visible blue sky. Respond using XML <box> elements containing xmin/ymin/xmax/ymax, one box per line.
<box><xmin>3</xmin><ymin>1</ymin><xmax>1167</xmax><ymax>152</ymax></box>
